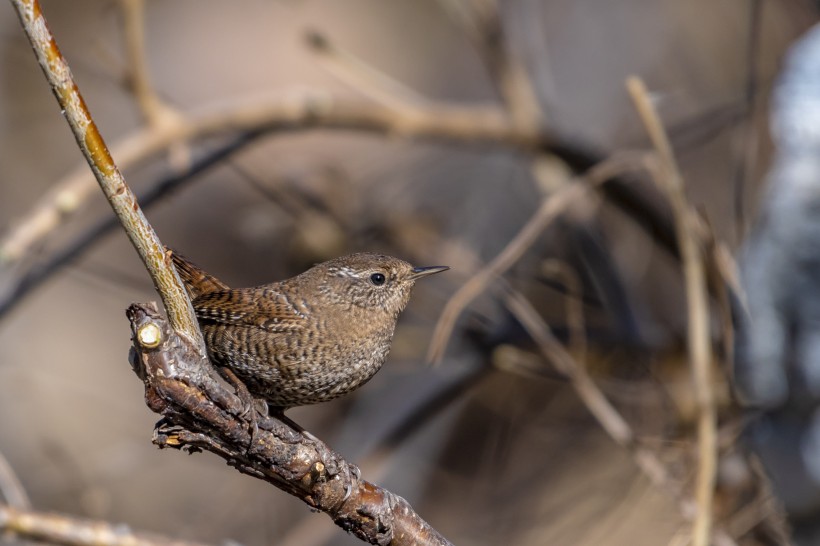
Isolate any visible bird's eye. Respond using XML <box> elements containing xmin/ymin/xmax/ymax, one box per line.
<box><xmin>370</xmin><ymin>273</ymin><xmax>386</xmax><ymax>286</ymax></box>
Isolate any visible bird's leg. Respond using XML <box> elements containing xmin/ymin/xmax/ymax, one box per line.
<box><xmin>267</xmin><ymin>405</ymin><xmax>320</xmax><ymax>444</ymax></box>
<box><xmin>220</xmin><ymin>367</ymin><xmax>260</xmax><ymax>449</ymax></box>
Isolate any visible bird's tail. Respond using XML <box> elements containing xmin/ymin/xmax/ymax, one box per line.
<box><xmin>166</xmin><ymin>248</ymin><xmax>229</xmax><ymax>299</ymax></box>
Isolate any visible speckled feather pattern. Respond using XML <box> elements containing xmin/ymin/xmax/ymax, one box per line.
<box><xmin>171</xmin><ymin>252</ymin><xmax>437</xmax><ymax>408</ymax></box>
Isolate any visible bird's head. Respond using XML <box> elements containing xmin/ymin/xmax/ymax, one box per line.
<box><xmin>309</xmin><ymin>253</ymin><xmax>448</xmax><ymax>318</ymax></box>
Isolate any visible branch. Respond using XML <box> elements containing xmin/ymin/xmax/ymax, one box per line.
<box><xmin>0</xmin><ymin>503</ymin><xmax>210</xmax><ymax>546</ymax></box>
<box><xmin>0</xmin><ymin>131</ymin><xmax>262</xmax><ymax>323</ymax></box>
<box><xmin>626</xmin><ymin>76</ymin><xmax>717</xmax><ymax>546</ymax></box>
<box><xmin>8</xmin><ymin>0</ymin><xmax>202</xmax><ymax>348</ymax></box>
<box><xmin>438</xmin><ymin>0</ymin><xmax>544</xmax><ymax>132</ymax></box>
<box><xmin>127</xmin><ymin>302</ymin><xmax>452</xmax><ymax>546</ymax></box>
<box><xmin>426</xmin><ymin>152</ymin><xmax>647</xmax><ymax>363</ymax></box>
<box><xmin>0</xmin><ymin>451</ymin><xmax>29</xmax><ymax>510</ymax></box>
<box><xmin>502</xmin><ymin>288</ymin><xmax>737</xmax><ymax>546</ymax></box>
<box><xmin>0</xmin><ymin>93</ymin><xmax>519</xmax><ymax>266</ymax></box>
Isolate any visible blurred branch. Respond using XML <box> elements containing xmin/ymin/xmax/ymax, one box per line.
<box><xmin>128</xmin><ymin>302</ymin><xmax>452</xmax><ymax>546</ymax></box>
<box><xmin>732</xmin><ymin>0</ymin><xmax>764</xmax><ymax>242</ymax></box>
<box><xmin>2</xmin><ymin>6</ymin><xmax>677</xmax><ymax>274</ymax></box>
<box><xmin>540</xmin><ymin>260</ymin><xmax>586</xmax><ymax>361</ymax></box>
<box><xmin>0</xmin><ymin>503</ymin><xmax>210</xmax><ymax>546</ymax></box>
<box><xmin>118</xmin><ymin>0</ymin><xmax>177</xmax><ymax>128</ymax></box>
<box><xmin>9</xmin><ymin>0</ymin><xmax>202</xmax><ymax>348</ymax></box>
<box><xmin>0</xmin><ymin>451</ymin><xmax>29</xmax><ymax>510</ymax></box>
<box><xmin>0</xmin><ymin>131</ymin><xmax>262</xmax><ymax>323</ymax></box>
<box><xmin>427</xmin><ymin>152</ymin><xmax>647</xmax><ymax>364</ymax></box>
<box><xmin>626</xmin><ymin>76</ymin><xmax>717</xmax><ymax>546</ymax></box>
<box><xmin>305</xmin><ymin>30</ymin><xmax>431</xmax><ymax>110</ymax></box>
<box><xmin>503</xmin><ymin>287</ymin><xmax>664</xmax><ymax>486</ymax></box>
<box><xmin>438</xmin><ymin>0</ymin><xmax>544</xmax><ymax>132</ymax></box>
<box><xmin>0</xmin><ymin>93</ymin><xmax>520</xmax><ymax>266</ymax></box>
<box><xmin>503</xmin><ymin>288</ymin><xmax>737</xmax><ymax>546</ymax></box>
<box><xmin>118</xmin><ymin>0</ymin><xmax>189</xmax><ymax>170</ymax></box>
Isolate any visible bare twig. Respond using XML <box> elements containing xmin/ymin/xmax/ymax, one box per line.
<box><xmin>504</xmin><ymin>288</ymin><xmax>655</xmax><ymax>477</ymax></box>
<box><xmin>503</xmin><ymin>288</ymin><xmax>737</xmax><ymax>546</ymax></box>
<box><xmin>439</xmin><ymin>0</ymin><xmax>544</xmax><ymax>133</ymax></box>
<box><xmin>9</xmin><ymin>0</ymin><xmax>202</xmax><ymax>348</ymax></box>
<box><xmin>541</xmin><ymin>259</ymin><xmax>586</xmax><ymax>361</ymax></box>
<box><xmin>0</xmin><ymin>94</ymin><xmax>522</xmax><ymax>266</ymax></box>
<box><xmin>626</xmin><ymin>76</ymin><xmax>717</xmax><ymax>546</ymax></box>
<box><xmin>732</xmin><ymin>0</ymin><xmax>763</xmax><ymax>242</ymax></box>
<box><xmin>0</xmin><ymin>451</ymin><xmax>29</xmax><ymax>510</ymax></box>
<box><xmin>0</xmin><ymin>131</ymin><xmax>261</xmax><ymax>323</ymax></box>
<box><xmin>426</xmin><ymin>152</ymin><xmax>646</xmax><ymax>364</ymax></box>
<box><xmin>0</xmin><ymin>503</ymin><xmax>210</xmax><ymax>546</ymax></box>
<box><xmin>305</xmin><ymin>30</ymin><xmax>431</xmax><ymax>110</ymax></box>
<box><xmin>119</xmin><ymin>0</ymin><xmax>177</xmax><ymax>128</ymax></box>
<box><xmin>128</xmin><ymin>302</ymin><xmax>452</xmax><ymax>546</ymax></box>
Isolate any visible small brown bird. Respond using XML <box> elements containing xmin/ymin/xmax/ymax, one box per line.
<box><xmin>170</xmin><ymin>251</ymin><xmax>448</xmax><ymax>410</ymax></box>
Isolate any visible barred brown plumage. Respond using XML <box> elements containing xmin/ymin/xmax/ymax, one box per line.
<box><xmin>169</xmin><ymin>250</ymin><xmax>448</xmax><ymax>410</ymax></box>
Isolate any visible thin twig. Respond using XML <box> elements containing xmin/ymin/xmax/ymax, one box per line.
<box><xmin>304</xmin><ymin>29</ymin><xmax>431</xmax><ymax>110</ymax></box>
<box><xmin>540</xmin><ymin>260</ymin><xmax>586</xmax><ymax>361</ymax></box>
<box><xmin>9</xmin><ymin>0</ymin><xmax>202</xmax><ymax>348</ymax></box>
<box><xmin>426</xmin><ymin>152</ymin><xmax>646</xmax><ymax>364</ymax></box>
<box><xmin>0</xmin><ymin>131</ymin><xmax>263</xmax><ymax>323</ymax></box>
<box><xmin>0</xmin><ymin>94</ymin><xmax>518</xmax><ymax>266</ymax></box>
<box><xmin>119</xmin><ymin>0</ymin><xmax>174</xmax><ymax>127</ymax></box>
<box><xmin>0</xmin><ymin>503</ymin><xmax>210</xmax><ymax>546</ymax></box>
<box><xmin>0</xmin><ymin>451</ymin><xmax>30</xmax><ymax>510</ymax></box>
<box><xmin>626</xmin><ymin>76</ymin><xmax>717</xmax><ymax>546</ymax></box>
<box><xmin>504</xmin><ymin>288</ymin><xmax>654</xmax><ymax>476</ymax></box>
<box><xmin>439</xmin><ymin>0</ymin><xmax>544</xmax><ymax>133</ymax></box>
<box><xmin>503</xmin><ymin>288</ymin><xmax>737</xmax><ymax>546</ymax></box>
<box><xmin>732</xmin><ymin>0</ymin><xmax>763</xmax><ymax>242</ymax></box>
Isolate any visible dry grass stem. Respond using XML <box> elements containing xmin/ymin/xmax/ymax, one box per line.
<box><xmin>626</xmin><ymin>76</ymin><xmax>717</xmax><ymax>546</ymax></box>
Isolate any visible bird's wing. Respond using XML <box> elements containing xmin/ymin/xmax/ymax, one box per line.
<box><xmin>192</xmin><ymin>287</ymin><xmax>306</xmax><ymax>332</ymax></box>
<box><xmin>168</xmin><ymin>249</ymin><xmax>230</xmax><ymax>299</ymax></box>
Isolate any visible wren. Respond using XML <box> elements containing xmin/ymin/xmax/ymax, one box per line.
<box><xmin>170</xmin><ymin>251</ymin><xmax>448</xmax><ymax>410</ymax></box>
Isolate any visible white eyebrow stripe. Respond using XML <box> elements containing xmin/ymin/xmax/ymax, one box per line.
<box><xmin>334</xmin><ymin>266</ymin><xmax>362</xmax><ymax>278</ymax></box>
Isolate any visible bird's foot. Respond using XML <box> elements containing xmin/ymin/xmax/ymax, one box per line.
<box><xmin>221</xmin><ymin>368</ymin><xmax>261</xmax><ymax>452</ymax></box>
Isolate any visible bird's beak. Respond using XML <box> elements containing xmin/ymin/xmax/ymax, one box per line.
<box><xmin>409</xmin><ymin>265</ymin><xmax>449</xmax><ymax>280</ymax></box>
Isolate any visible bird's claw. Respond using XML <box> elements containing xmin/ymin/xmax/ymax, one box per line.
<box><xmin>221</xmin><ymin>368</ymin><xmax>260</xmax><ymax>452</ymax></box>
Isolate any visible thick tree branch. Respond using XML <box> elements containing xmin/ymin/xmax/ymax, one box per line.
<box><xmin>127</xmin><ymin>302</ymin><xmax>451</xmax><ymax>546</ymax></box>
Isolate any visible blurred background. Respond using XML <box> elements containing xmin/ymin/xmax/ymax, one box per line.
<box><xmin>0</xmin><ymin>1</ymin><xmax>816</xmax><ymax>544</ymax></box>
